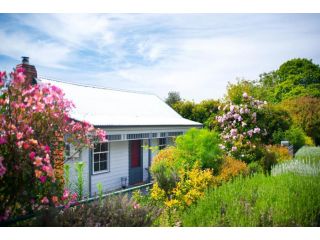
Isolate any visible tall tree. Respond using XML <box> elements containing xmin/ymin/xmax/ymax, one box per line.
<box><xmin>165</xmin><ymin>91</ymin><xmax>181</xmax><ymax>107</ymax></box>
<box><xmin>259</xmin><ymin>58</ymin><xmax>320</xmax><ymax>103</ymax></box>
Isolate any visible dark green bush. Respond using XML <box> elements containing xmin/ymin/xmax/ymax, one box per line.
<box><xmin>260</xmin><ymin>151</ymin><xmax>277</xmax><ymax>174</ymax></box>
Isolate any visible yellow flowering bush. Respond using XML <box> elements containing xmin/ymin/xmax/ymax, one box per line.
<box><xmin>150</xmin><ymin>163</ymin><xmax>216</xmax><ymax>210</ymax></box>
<box><xmin>216</xmin><ymin>156</ymin><xmax>248</xmax><ymax>183</ymax></box>
<box><xmin>150</xmin><ymin>182</ymin><xmax>166</xmax><ymax>202</ymax></box>
<box><xmin>266</xmin><ymin>145</ymin><xmax>292</xmax><ymax>163</ymax></box>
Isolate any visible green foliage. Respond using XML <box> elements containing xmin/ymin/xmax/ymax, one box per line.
<box><xmin>172</xmin><ymin>99</ymin><xmax>220</xmax><ymax>128</ymax></box>
<box><xmin>247</xmin><ymin>162</ymin><xmax>264</xmax><ymax>175</ymax></box>
<box><xmin>74</xmin><ymin>162</ymin><xmax>85</xmax><ymax>200</ymax></box>
<box><xmin>64</xmin><ymin>164</ymin><xmax>71</xmax><ymax>190</ymax></box>
<box><xmin>280</xmin><ymin>97</ymin><xmax>320</xmax><ymax>145</ymax></box>
<box><xmin>165</xmin><ymin>91</ymin><xmax>181</xmax><ymax>107</ymax></box>
<box><xmin>225</xmin><ymin>79</ymin><xmax>261</xmax><ymax>104</ymax></box>
<box><xmin>175</xmin><ymin>128</ymin><xmax>222</xmax><ymax>171</ymax></box>
<box><xmin>182</xmin><ymin>173</ymin><xmax>320</xmax><ymax>226</ymax></box>
<box><xmin>150</xmin><ymin>147</ymin><xmax>180</xmax><ymax>193</ymax></box>
<box><xmin>259</xmin><ymin>58</ymin><xmax>320</xmax><ymax>103</ymax></box>
<box><xmin>256</xmin><ymin>105</ymin><xmax>292</xmax><ymax>144</ymax></box>
<box><xmin>259</xmin><ymin>151</ymin><xmax>277</xmax><ymax>174</ymax></box>
<box><xmin>284</xmin><ymin>126</ymin><xmax>307</xmax><ymax>152</ymax></box>
<box><xmin>96</xmin><ymin>182</ymin><xmax>103</xmax><ymax>204</ymax></box>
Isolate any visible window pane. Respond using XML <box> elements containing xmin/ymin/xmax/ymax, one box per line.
<box><xmin>100</xmin><ymin>161</ymin><xmax>107</xmax><ymax>171</ymax></box>
<box><xmin>94</xmin><ymin>154</ymin><xmax>99</xmax><ymax>162</ymax></box>
<box><xmin>94</xmin><ymin>143</ymin><xmax>100</xmax><ymax>153</ymax></box>
<box><xmin>94</xmin><ymin>162</ymin><xmax>99</xmax><ymax>172</ymax></box>
<box><xmin>100</xmin><ymin>153</ymin><xmax>107</xmax><ymax>161</ymax></box>
<box><xmin>101</xmin><ymin>142</ymin><xmax>108</xmax><ymax>152</ymax></box>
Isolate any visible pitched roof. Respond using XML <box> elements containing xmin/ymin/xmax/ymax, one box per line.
<box><xmin>37</xmin><ymin>77</ymin><xmax>202</xmax><ymax>127</ymax></box>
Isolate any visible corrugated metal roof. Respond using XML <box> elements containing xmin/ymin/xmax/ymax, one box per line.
<box><xmin>37</xmin><ymin>77</ymin><xmax>202</xmax><ymax>127</ymax></box>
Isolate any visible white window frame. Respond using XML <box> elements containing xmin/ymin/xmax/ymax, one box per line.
<box><xmin>92</xmin><ymin>142</ymin><xmax>110</xmax><ymax>174</ymax></box>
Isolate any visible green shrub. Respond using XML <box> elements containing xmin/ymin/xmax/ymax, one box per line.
<box><xmin>284</xmin><ymin>126</ymin><xmax>307</xmax><ymax>152</ymax></box>
<box><xmin>247</xmin><ymin>162</ymin><xmax>264</xmax><ymax>175</ymax></box>
<box><xmin>182</xmin><ymin>173</ymin><xmax>320</xmax><ymax>226</ymax></box>
<box><xmin>150</xmin><ymin>147</ymin><xmax>180</xmax><ymax>193</ymax></box>
<box><xmin>175</xmin><ymin>128</ymin><xmax>222</xmax><ymax>171</ymax></box>
<box><xmin>75</xmin><ymin>161</ymin><xmax>85</xmax><ymax>200</ymax></box>
<box><xmin>260</xmin><ymin>151</ymin><xmax>277</xmax><ymax>174</ymax></box>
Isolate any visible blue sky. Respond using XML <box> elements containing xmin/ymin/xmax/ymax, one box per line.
<box><xmin>0</xmin><ymin>14</ymin><xmax>320</xmax><ymax>102</ymax></box>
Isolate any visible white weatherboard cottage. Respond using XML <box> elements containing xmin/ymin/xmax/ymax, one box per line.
<box><xmin>37</xmin><ymin>77</ymin><xmax>202</xmax><ymax>197</ymax></box>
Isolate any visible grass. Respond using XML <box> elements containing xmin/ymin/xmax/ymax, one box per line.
<box><xmin>181</xmin><ymin>172</ymin><xmax>320</xmax><ymax>226</ymax></box>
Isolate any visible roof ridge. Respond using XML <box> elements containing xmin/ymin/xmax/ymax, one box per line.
<box><xmin>37</xmin><ymin>76</ymin><xmax>156</xmax><ymax>96</ymax></box>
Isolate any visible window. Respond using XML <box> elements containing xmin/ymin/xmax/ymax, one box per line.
<box><xmin>93</xmin><ymin>142</ymin><xmax>109</xmax><ymax>173</ymax></box>
<box><xmin>65</xmin><ymin>143</ymin><xmax>71</xmax><ymax>158</ymax></box>
<box><xmin>159</xmin><ymin>138</ymin><xmax>167</xmax><ymax>150</ymax></box>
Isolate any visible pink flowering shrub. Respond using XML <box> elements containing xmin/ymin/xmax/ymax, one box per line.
<box><xmin>0</xmin><ymin>68</ymin><xmax>106</xmax><ymax>221</ymax></box>
<box><xmin>216</xmin><ymin>92</ymin><xmax>267</xmax><ymax>163</ymax></box>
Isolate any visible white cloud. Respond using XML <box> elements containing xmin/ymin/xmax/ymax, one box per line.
<box><xmin>0</xmin><ymin>30</ymin><xmax>71</xmax><ymax>69</ymax></box>
<box><xmin>15</xmin><ymin>14</ymin><xmax>114</xmax><ymax>50</ymax></box>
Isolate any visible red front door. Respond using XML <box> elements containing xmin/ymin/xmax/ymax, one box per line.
<box><xmin>129</xmin><ymin>140</ymin><xmax>143</xmax><ymax>185</ymax></box>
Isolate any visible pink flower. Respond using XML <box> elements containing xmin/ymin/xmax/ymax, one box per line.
<box><xmin>39</xmin><ymin>176</ymin><xmax>47</xmax><ymax>183</ymax></box>
<box><xmin>230</xmin><ymin>129</ymin><xmax>237</xmax><ymax>136</ymax></box>
<box><xmin>253</xmin><ymin>127</ymin><xmax>261</xmax><ymax>134</ymax></box>
<box><xmin>133</xmin><ymin>203</ymin><xmax>140</xmax><ymax>209</ymax></box>
<box><xmin>29</xmin><ymin>152</ymin><xmax>36</xmax><ymax>160</ymax></box>
<box><xmin>219</xmin><ymin>144</ymin><xmax>226</xmax><ymax>150</ymax></box>
<box><xmin>16</xmin><ymin>132</ymin><xmax>23</xmax><ymax>140</ymax></box>
<box><xmin>41</xmin><ymin>197</ymin><xmax>49</xmax><ymax>204</ymax></box>
<box><xmin>16</xmin><ymin>141</ymin><xmax>24</xmax><ymax>148</ymax></box>
<box><xmin>62</xmin><ymin>189</ymin><xmax>70</xmax><ymax>201</ymax></box>
<box><xmin>231</xmin><ymin>146</ymin><xmax>237</xmax><ymax>152</ymax></box>
<box><xmin>71</xmin><ymin>193</ymin><xmax>78</xmax><ymax>202</ymax></box>
<box><xmin>33</xmin><ymin>156</ymin><xmax>43</xmax><ymax>167</ymax></box>
<box><xmin>44</xmin><ymin>145</ymin><xmax>50</xmax><ymax>153</ymax></box>
<box><xmin>242</xmin><ymin>92</ymin><xmax>248</xmax><ymax>99</ymax></box>
<box><xmin>0</xmin><ymin>136</ymin><xmax>7</xmax><ymax>144</ymax></box>
<box><xmin>0</xmin><ymin>156</ymin><xmax>6</xmax><ymax>177</ymax></box>
<box><xmin>247</xmin><ymin>130</ymin><xmax>253</xmax><ymax>137</ymax></box>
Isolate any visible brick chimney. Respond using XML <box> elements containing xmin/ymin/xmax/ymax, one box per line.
<box><xmin>16</xmin><ymin>56</ymin><xmax>37</xmax><ymax>85</ymax></box>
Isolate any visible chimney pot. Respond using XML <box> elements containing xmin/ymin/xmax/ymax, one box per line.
<box><xmin>22</xmin><ymin>56</ymin><xmax>29</xmax><ymax>64</ymax></box>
